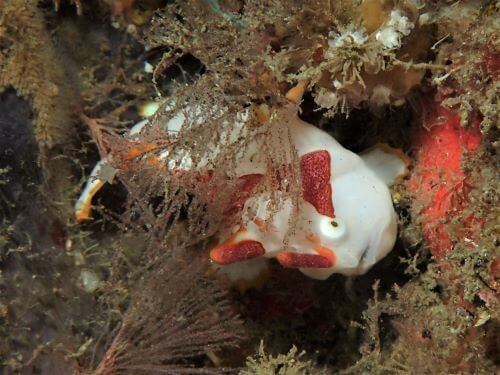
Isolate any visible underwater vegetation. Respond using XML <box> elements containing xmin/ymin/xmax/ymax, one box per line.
<box><xmin>76</xmin><ymin>253</ymin><xmax>245</xmax><ymax>374</ymax></box>
<box><xmin>0</xmin><ymin>0</ymin><xmax>498</xmax><ymax>374</ymax></box>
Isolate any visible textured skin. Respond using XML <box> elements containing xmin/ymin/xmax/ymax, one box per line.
<box><xmin>210</xmin><ymin>239</ymin><xmax>266</xmax><ymax>265</ymax></box>
<box><xmin>210</xmin><ymin>106</ymin><xmax>398</xmax><ymax>279</ymax></box>
<box><xmin>277</xmin><ymin>252</ymin><xmax>334</xmax><ymax>268</ymax></box>
<box><xmin>214</xmin><ymin>151</ymin><xmax>336</xmax><ymax>268</ymax></box>
<box><xmin>300</xmin><ymin>150</ymin><xmax>334</xmax><ymax>218</ymax></box>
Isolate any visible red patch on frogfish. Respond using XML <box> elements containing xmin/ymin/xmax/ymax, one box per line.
<box><xmin>277</xmin><ymin>252</ymin><xmax>334</xmax><ymax>268</ymax></box>
<box><xmin>224</xmin><ymin>173</ymin><xmax>263</xmax><ymax>217</ymax></box>
<box><xmin>210</xmin><ymin>239</ymin><xmax>265</xmax><ymax>265</ymax></box>
<box><xmin>406</xmin><ymin>99</ymin><xmax>482</xmax><ymax>258</ymax></box>
<box><xmin>300</xmin><ymin>150</ymin><xmax>334</xmax><ymax>217</ymax></box>
<box><xmin>277</xmin><ymin>245</ymin><xmax>336</xmax><ymax>269</ymax></box>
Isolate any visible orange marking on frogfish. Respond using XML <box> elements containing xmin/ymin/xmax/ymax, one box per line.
<box><xmin>314</xmin><ymin>245</ymin><xmax>336</xmax><ymax>264</ymax></box>
<box><xmin>253</xmin><ymin>218</ymin><xmax>267</xmax><ymax>232</ymax></box>
<box><xmin>75</xmin><ymin>209</ymin><xmax>92</xmax><ymax>223</ymax></box>
<box><xmin>210</xmin><ymin>239</ymin><xmax>266</xmax><ymax>265</ymax></box>
<box><xmin>254</xmin><ymin>104</ymin><xmax>270</xmax><ymax>124</ymax></box>
<box><xmin>124</xmin><ymin>143</ymin><xmax>157</xmax><ymax>159</ymax></box>
<box><xmin>285</xmin><ymin>81</ymin><xmax>307</xmax><ymax>104</ymax></box>
<box><xmin>306</xmin><ymin>233</ymin><xmax>321</xmax><ymax>244</ymax></box>
<box><xmin>146</xmin><ymin>156</ymin><xmax>165</xmax><ymax>170</ymax></box>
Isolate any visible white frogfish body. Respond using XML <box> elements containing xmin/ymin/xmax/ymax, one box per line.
<box><xmin>210</xmin><ymin>105</ymin><xmax>404</xmax><ymax>280</ymax></box>
<box><xmin>75</xmin><ymin>102</ymin><xmax>405</xmax><ymax>281</ymax></box>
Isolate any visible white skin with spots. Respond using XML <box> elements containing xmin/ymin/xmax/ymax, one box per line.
<box><xmin>76</xmin><ymin>104</ymin><xmax>405</xmax><ymax>280</ymax></box>
<box><xmin>215</xmin><ymin>106</ymin><xmax>401</xmax><ymax>280</ymax></box>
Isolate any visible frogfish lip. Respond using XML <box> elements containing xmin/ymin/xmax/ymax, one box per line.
<box><xmin>210</xmin><ymin>239</ymin><xmax>266</xmax><ymax>265</ymax></box>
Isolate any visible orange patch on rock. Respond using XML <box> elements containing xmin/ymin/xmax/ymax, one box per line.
<box><xmin>406</xmin><ymin>98</ymin><xmax>482</xmax><ymax>258</ymax></box>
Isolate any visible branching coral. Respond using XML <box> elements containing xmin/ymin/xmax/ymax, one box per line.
<box><xmin>80</xmin><ymin>254</ymin><xmax>245</xmax><ymax>374</ymax></box>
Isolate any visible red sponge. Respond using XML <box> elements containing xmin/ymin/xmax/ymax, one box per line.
<box><xmin>406</xmin><ymin>98</ymin><xmax>482</xmax><ymax>258</ymax></box>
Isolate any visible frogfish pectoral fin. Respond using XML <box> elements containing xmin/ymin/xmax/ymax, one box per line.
<box><xmin>360</xmin><ymin>144</ymin><xmax>409</xmax><ymax>186</ymax></box>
